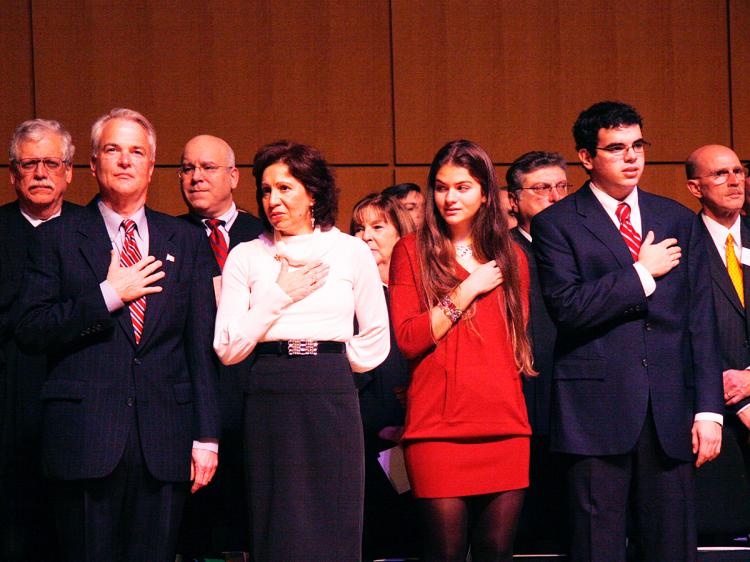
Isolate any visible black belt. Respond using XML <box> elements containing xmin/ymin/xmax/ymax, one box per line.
<box><xmin>256</xmin><ymin>340</ymin><xmax>345</xmax><ymax>356</ymax></box>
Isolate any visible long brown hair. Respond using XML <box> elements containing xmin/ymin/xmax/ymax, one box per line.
<box><xmin>417</xmin><ymin>139</ymin><xmax>535</xmax><ymax>375</ymax></box>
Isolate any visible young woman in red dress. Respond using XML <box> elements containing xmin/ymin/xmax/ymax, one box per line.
<box><xmin>389</xmin><ymin>139</ymin><xmax>535</xmax><ymax>561</ymax></box>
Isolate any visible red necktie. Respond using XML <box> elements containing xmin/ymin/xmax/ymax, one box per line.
<box><xmin>206</xmin><ymin>219</ymin><xmax>228</xmax><ymax>271</ymax></box>
<box><xmin>120</xmin><ymin>220</ymin><xmax>146</xmax><ymax>344</ymax></box>
<box><xmin>616</xmin><ymin>202</ymin><xmax>642</xmax><ymax>262</ymax></box>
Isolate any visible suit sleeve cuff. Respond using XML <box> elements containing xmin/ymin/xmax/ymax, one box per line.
<box><xmin>633</xmin><ymin>262</ymin><xmax>656</xmax><ymax>296</ymax></box>
<box><xmin>192</xmin><ymin>438</ymin><xmax>219</xmax><ymax>453</ymax></box>
<box><xmin>694</xmin><ymin>412</ymin><xmax>723</xmax><ymax>426</ymax></box>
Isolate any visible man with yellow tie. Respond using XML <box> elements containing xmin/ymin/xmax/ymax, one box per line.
<box><xmin>686</xmin><ymin>144</ymin><xmax>750</xmax><ymax>542</ymax></box>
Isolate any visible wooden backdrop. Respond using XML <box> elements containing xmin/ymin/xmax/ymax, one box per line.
<box><xmin>1</xmin><ymin>0</ymin><xmax>747</xmax><ymax>229</ymax></box>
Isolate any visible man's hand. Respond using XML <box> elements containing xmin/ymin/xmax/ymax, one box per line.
<box><xmin>637</xmin><ymin>231</ymin><xmax>681</xmax><ymax>278</ymax></box>
<box><xmin>106</xmin><ymin>250</ymin><xmax>165</xmax><ymax>302</ymax></box>
<box><xmin>691</xmin><ymin>419</ymin><xmax>722</xmax><ymax>467</ymax></box>
<box><xmin>723</xmin><ymin>369</ymin><xmax>750</xmax><ymax>405</ymax></box>
<box><xmin>190</xmin><ymin>448</ymin><xmax>218</xmax><ymax>493</ymax></box>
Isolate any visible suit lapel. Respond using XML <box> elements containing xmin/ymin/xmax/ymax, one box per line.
<box><xmin>76</xmin><ymin>199</ymin><xmax>138</xmax><ymax>346</ymax></box>
<box><xmin>137</xmin><ymin>209</ymin><xmax>177</xmax><ymax>349</ymax></box>
<box><xmin>741</xmin><ymin>218</ymin><xmax>750</xmax><ymax>324</ymax></box>
<box><xmin>228</xmin><ymin>213</ymin><xmax>262</xmax><ymax>249</ymax></box>
<box><xmin>576</xmin><ymin>183</ymin><xmax>634</xmax><ymax>268</ymax></box>
<box><xmin>638</xmin><ymin>190</ymin><xmax>665</xmax><ymax>252</ymax></box>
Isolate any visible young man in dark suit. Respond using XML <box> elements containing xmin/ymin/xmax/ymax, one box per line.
<box><xmin>0</xmin><ymin>119</ymin><xmax>80</xmax><ymax>561</ymax></box>
<box><xmin>506</xmin><ymin>150</ymin><xmax>569</xmax><ymax>553</ymax></box>
<box><xmin>177</xmin><ymin>134</ymin><xmax>262</xmax><ymax>557</ymax></box>
<box><xmin>686</xmin><ymin>144</ymin><xmax>750</xmax><ymax>540</ymax></box>
<box><xmin>531</xmin><ymin>101</ymin><xmax>724</xmax><ymax>562</ymax></box>
<box><xmin>15</xmin><ymin>109</ymin><xmax>219</xmax><ymax>562</ymax></box>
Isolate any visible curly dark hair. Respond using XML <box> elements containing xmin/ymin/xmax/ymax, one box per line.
<box><xmin>572</xmin><ymin>101</ymin><xmax>643</xmax><ymax>156</ymax></box>
<box><xmin>252</xmin><ymin>140</ymin><xmax>339</xmax><ymax>232</ymax></box>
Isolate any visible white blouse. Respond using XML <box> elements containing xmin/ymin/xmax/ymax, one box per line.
<box><xmin>213</xmin><ymin>227</ymin><xmax>390</xmax><ymax>373</ymax></box>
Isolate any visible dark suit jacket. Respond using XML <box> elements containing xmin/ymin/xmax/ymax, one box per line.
<box><xmin>511</xmin><ymin>227</ymin><xmax>556</xmax><ymax>437</ymax></box>
<box><xmin>15</xmin><ymin>199</ymin><xmax>220</xmax><ymax>482</ymax></box>
<box><xmin>531</xmin><ymin>182</ymin><xmax>723</xmax><ymax>462</ymax></box>
<box><xmin>695</xmin><ymin>213</ymin><xmax>750</xmax><ymax>533</ymax></box>
<box><xmin>0</xmin><ymin>201</ymin><xmax>80</xmax><ymax>462</ymax></box>
<box><xmin>180</xmin><ymin>210</ymin><xmax>263</xmax><ymax>430</ymax></box>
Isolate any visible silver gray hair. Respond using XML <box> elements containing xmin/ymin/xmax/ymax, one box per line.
<box><xmin>9</xmin><ymin>119</ymin><xmax>75</xmax><ymax>162</ymax></box>
<box><xmin>90</xmin><ymin>108</ymin><xmax>156</xmax><ymax>160</ymax></box>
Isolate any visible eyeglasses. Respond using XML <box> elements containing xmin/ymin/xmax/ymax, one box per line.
<box><xmin>519</xmin><ymin>182</ymin><xmax>571</xmax><ymax>197</ymax></box>
<box><xmin>178</xmin><ymin>164</ymin><xmax>233</xmax><ymax>178</ymax></box>
<box><xmin>13</xmin><ymin>157</ymin><xmax>69</xmax><ymax>174</ymax></box>
<box><xmin>595</xmin><ymin>140</ymin><xmax>651</xmax><ymax>157</ymax></box>
<box><xmin>690</xmin><ymin>166</ymin><xmax>748</xmax><ymax>186</ymax></box>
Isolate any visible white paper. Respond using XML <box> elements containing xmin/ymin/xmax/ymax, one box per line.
<box><xmin>377</xmin><ymin>444</ymin><xmax>411</xmax><ymax>494</ymax></box>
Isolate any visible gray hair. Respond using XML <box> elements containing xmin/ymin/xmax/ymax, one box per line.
<box><xmin>9</xmin><ymin>119</ymin><xmax>75</xmax><ymax>162</ymax></box>
<box><xmin>91</xmin><ymin>108</ymin><xmax>156</xmax><ymax>160</ymax></box>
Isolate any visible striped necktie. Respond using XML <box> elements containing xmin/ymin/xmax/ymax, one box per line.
<box><xmin>206</xmin><ymin>219</ymin><xmax>228</xmax><ymax>271</ymax></box>
<box><xmin>726</xmin><ymin>233</ymin><xmax>744</xmax><ymax>306</ymax></box>
<box><xmin>120</xmin><ymin>220</ymin><xmax>146</xmax><ymax>344</ymax></box>
<box><xmin>616</xmin><ymin>202</ymin><xmax>642</xmax><ymax>261</ymax></box>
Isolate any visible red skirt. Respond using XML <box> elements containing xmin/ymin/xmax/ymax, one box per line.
<box><xmin>404</xmin><ymin>436</ymin><xmax>529</xmax><ymax>498</ymax></box>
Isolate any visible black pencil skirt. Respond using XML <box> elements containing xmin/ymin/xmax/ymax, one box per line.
<box><xmin>243</xmin><ymin>351</ymin><xmax>364</xmax><ymax>561</ymax></box>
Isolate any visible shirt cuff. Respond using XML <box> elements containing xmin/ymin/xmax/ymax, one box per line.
<box><xmin>737</xmin><ymin>404</ymin><xmax>750</xmax><ymax>416</ymax></box>
<box><xmin>694</xmin><ymin>412</ymin><xmax>723</xmax><ymax>426</ymax></box>
<box><xmin>192</xmin><ymin>439</ymin><xmax>219</xmax><ymax>454</ymax></box>
<box><xmin>633</xmin><ymin>262</ymin><xmax>656</xmax><ymax>297</ymax></box>
<box><xmin>99</xmin><ymin>281</ymin><xmax>125</xmax><ymax>313</ymax></box>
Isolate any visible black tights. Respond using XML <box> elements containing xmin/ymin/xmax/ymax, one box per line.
<box><xmin>418</xmin><ymin>489</ymin><xmax>525</xmax><ymax>562</ymax></box>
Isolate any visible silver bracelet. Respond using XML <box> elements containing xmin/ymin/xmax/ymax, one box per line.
<box><xmin>439</xmin><ymin>296</ymin><xmax>463</xmax><ymax>323</ymax></box>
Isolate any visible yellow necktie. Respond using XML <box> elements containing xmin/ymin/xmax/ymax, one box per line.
<box><xmin>726</xmin><ymin>234</ymin><xmax>745</xmax><ymax>306</ymax></box>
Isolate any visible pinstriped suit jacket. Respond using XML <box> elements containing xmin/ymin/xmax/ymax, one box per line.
<box><xmin>16</xmin><ymin>199</ymin><xmax>220</xmax><ymax>482</ymax></box>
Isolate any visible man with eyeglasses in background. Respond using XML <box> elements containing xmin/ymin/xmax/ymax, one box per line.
<box><xmin>1</xmin><ymin>119</ymin><xmax>80</xmax><ymax>561</ymax></box>
<box><xmin>686</xmin><ymin>145</ymin><xmax>750</xmax><ymax>544</ymax></box>
<box><xmin>177</xmin><ymin>134</ymin><xmax>262</xmax><ymax>559</ymax></box>
<box><xmin>532</xmin><ymin>101</ymin><xmax>723</xmax><ymax>562</ymax></box>
<box><xmin>506</xmin><ymin>151</ymin><xmax>569</xmax><ymax>554</ymax></box>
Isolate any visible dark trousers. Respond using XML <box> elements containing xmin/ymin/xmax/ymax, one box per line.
<box><xmin>53</xmin><ymin>416</ymin><xmax>188</xmax><ymax>562</ymax></box>
<box><xmin>567</xmin><ymin>407</ymin><xmax>695</xmax><ymax>562</ymax></box>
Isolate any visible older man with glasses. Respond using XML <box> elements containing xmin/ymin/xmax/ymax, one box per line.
<box><xmin>506</xmin><ymin>150</ymin><xmax>570</xmax><ymax>554</ymax></box>
<box><xmin>686</xmin><ymin>145</ymin><xmax>750</xmax><ymax>544</ymax></box>
<box><xmin>1</xmin><ymin>119</ymin><xmax>80</xmax><ymax>561</ymax></box>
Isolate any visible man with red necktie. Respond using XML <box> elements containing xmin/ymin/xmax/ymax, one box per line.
<box><xmin>531</xmin><ymin>101</ymin><xmax>724</xmax><ymax>562</ymax></box>
<box><xmin>177</xmin><ymin>134</ymin><xmax>262</xmax><ymax>557</ymax></box>
<box><xmin>15</xmin><ymin>109</ymin><xmax>219</xmax><ymax>562</ymax></box>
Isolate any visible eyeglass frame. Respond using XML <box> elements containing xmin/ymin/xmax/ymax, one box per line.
<box><xmin>515</xmin><ymin>182</ymin><xmax>572</xmax><ymax>197</ymax></box>
<box><xmin>12</xmin><ymin>157</ymin><xmax>71</xmax><ymax>174</ymax></box>
<box><xmin>177</xmin><ymin>164</ymin><xmax>234</xmax><ymax>178</ymax></box>
<box><xmin>689</xmin><ymin>166</ymin><xmax>748</xmax><ymax>186</ymax></box>
<box><xmin>594</xmin><ymin>139</ymin><xmax>651</xmax><ymax>157</ymax></box>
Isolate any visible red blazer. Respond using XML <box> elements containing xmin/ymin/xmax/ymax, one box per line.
<box><xmin>388</xmin><ymin>233</ymin><xmax>531</xmax><ymax>441</ymax></box>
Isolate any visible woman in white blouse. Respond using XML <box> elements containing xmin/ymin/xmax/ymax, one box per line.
<box><xmin>213</xmin><ymin>140</ymin><xmax>390</xmax><ymax>561</ymax></box>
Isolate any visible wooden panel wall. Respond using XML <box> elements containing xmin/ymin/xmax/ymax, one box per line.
<box><xmin>1</xmin><ymin>0</ymin><xmax>747</xmax><ymax>225</ymax></box>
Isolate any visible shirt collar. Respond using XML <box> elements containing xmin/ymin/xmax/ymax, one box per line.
<box><xmin>589</xmin><ymin>182</ymin><xmax>640</xmax><ymax>215</ymax></box>
<box><xmin>19</xmin><ymin>206</ymin><xmax>62</xmax><ymax>227</ymax></box>
<box><xmin>97</xmin><ymin>198</ymin><xmax>147</xmax><ymax>241</ymax></box>
<box><xmin>701</xmin><ymin>212</ymin><xmax>741</xmax><ymax>256</ymax></box>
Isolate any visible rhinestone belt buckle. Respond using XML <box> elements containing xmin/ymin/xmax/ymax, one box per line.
<box><xmin>287</xmin><ymin>339</ymin><xmax>318</xmax><ymax>356</ymax></box>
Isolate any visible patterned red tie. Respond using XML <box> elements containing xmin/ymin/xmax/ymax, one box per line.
<box><xmin>206</xmin><ymin>219</ymin><xmax>228</xmax><ymax>271</ymax></box>
<box><xmin>120</xmin><ymin>220</ymin><xmax>146</xmax><ymax>344</ymax></box>
<box><xmin>615</xmin><ymin>202</ymin><xmax>642</xmax><ymax>261</ymax></box>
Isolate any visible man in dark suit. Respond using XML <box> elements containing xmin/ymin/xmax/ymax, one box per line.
<box><xmin>531</xmin><ymin>101</ymin><xmax>724</xmax><ymax>562</ymax></box>
<box><xmin>15</xmin><ymin>108</ymin><xmax>219</xmax><ymax>562</ymax></box>
<box><xmin>506</xmin><ymin>150</ymin><xmax>569</xmax><ymax>553</ymax></box>
<box><xmin>177</xmin><ymin>134</ymin><xmax>262</xmax><ymax>556</ymax></box>
<box><xmin>0</xmin><ymin>119</ymin><xmax>79</xmax><ymax>561</ymax></box>
<box><xmin>685</xmin><ymin>144</ymin><xmax>750</xmax><ymax>540</ymax></box>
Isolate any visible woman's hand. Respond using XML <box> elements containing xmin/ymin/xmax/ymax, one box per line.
<box><xmin>461</xmin><ymin>260</ymin><xmax>503</xmax><ymax>300</ymax></box>
<box><xmin>276</xmin><ymin>258</ymin><xmax>330</xmax><ymax>303</ymax></box>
